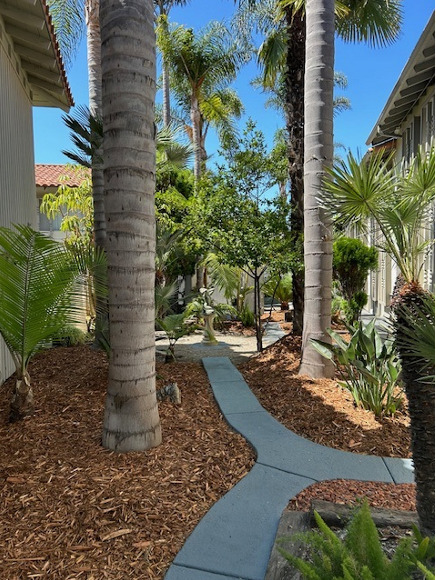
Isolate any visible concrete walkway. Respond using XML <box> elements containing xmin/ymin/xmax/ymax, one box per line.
<box><xmin>164</xmin><ymin>356</ymin><xmax>414</xmax><ymax>580</ymax></box>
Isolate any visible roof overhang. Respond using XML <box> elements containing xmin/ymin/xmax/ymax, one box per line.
<box><xmin>0</xmin><ymin>0</ymin><xmax>74</xmax><ymax>111</ymax></box>
<box><xmin>366</xmin><ymin>12</ymin><xmax>435</xmax><ymax>146</ymax></box>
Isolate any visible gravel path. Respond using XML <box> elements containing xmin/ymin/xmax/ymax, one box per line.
<box><xmin>156</xmin><ymin>323</ymin><xmax>285</xmax><ymax>365</ymax></box>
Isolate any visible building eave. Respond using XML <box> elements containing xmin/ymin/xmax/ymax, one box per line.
<box><xmin>366</xmin><ymin>12</ymin><xmax>435</xmax><ymax>146</ymax></box>
<box><xmin>0</xmin><ymin>0</ymin><xmax>74</xmax><ymax>111</ymax></box>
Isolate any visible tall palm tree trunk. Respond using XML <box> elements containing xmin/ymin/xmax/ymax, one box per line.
<box><xmin>101</xmin><ymin>0</ymin><xmax>162</xmax><ymax>452</ymax></box>
<box><xmin>162</xmin><ymin>64</ymin><xmax>171</xmax><ymax>127</ymax></box>
<box><xmin>394</xmin><ymin>283</ymin><xmax>435</xmax><ymax>536</ymax></box>
<box><xmin>284</xmin><ymin>6</ymin><xmax>305</xmax><ymax>336</ymax></box>
<box><xmin>299</xmin><ymin>0</ymin><xmax>334</xmax><ymax>379</ymax></box>
<box><xmin>191</xmin><ymin>94</ymin><xmax>202</xmax><ymax>181</ymax></box>
<box><xmin>85</xmin><ymin>0</ymin><xmax>106</xmax><ymax>249</ymax></box>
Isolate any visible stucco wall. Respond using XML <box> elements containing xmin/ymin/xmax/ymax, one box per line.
<box><xmin>0</xmin><ymin>27</ymin><xmax>37</xmax><ymax>384</ymax></box>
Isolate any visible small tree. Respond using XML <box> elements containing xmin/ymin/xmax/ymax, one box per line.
<box><xmin>333</xmin><ymin>236</ymin><xmax>378</xmax><ymax>322</ymax></box>
<box><xmin>195</xmin><ymin>178</ymin><xmax>294</xmax><ymax>351</ymax></box>
<box><xmin>321</xmin><ymin>146</ymin><xmax>435</xmax><ymax>536</ymax></box>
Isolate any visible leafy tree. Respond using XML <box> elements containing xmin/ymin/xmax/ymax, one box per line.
<box><xmin>40</xmin><ymin>167</ymin><xmax>93</xmax><ymax>247</ymax></box>
<box><xmin>194</xmin><ymin>173</ymin><xmax>294</xmax><ymax>351</ymax></box>
<box><xmin>333</xmin><ymin>236</ymin><xmax>378</xmax><ymax>322</ymax></box>
<box><xmin>0</xmin><ymin>226</ymin><xmax>78</xmax><ymax>422</ymax></box>
<box><xmin>321</xmin><ymin>146</ymin><xmax>435</xmax><ymax>536</ymax></box>
<box><xmin>40</xmin><ymin>167</ymin><xmax>98</xmax><ymax>330</ymax></box>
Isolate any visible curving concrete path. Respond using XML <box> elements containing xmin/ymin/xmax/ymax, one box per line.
<box><xmin>165</xmin><ymin>356</ymin><xmax>414</xmax><ymax>580</ymax></box>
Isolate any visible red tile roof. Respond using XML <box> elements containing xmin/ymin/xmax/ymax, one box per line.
<box><xmin>40</xmin><ymin>0</ymin><xmax>74</xmax><ymax>108</ymax></box>
<box><xmin>35</xmin><ymin>164</ymin><xmax>90</xmax><ymax>188</ymax></box>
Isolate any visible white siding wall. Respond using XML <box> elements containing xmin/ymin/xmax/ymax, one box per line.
<box><xmin>0</xmin><ymin>30</ymin><xmax>37</xmax><ymax>384</ymax></box>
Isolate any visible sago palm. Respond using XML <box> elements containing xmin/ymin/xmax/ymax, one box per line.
<box><xmin>321</xmin><ymin>146</ymin><xmax>435</xmax><ymax>536</ymax></box>
<box><xmin>0</xmin><ymin>226</ymin><xmax>78</xmax><ymax>422</ymax></box>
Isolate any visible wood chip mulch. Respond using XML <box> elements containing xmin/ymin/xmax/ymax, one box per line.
<box><xmin>239</xmin><ymin>332</ymin><xmax>411</xmax><ymax>458</ymax></box>
<box><xmin>238</xmin><ymin>324</ymin><xmax>415</xmax><ymax>514</ymax></box>
<box><xmin>0</xmin><ymin>326</ymin><xmax>418</xmax><ymax>579</ymax></box>
<box><xmin>0</xmin><ymin>346</ymin><xmax>254</xmax><ymax>579</ymax></box>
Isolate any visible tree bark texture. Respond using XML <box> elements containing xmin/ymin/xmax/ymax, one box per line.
<box><xmin>9</xmin><ymin>372</ymin><xmax>33</xmax><ymax>423</ymax></box>
<box><xmin>86</xmin><ymin>0</ymin><xmax>106</xmax><ymax>250</ymax></box>
<box><xmin>299</xmin><ymin>0</ymin><xmax>334</xmax><ymax>379</ymax></box>
<box><xmin>285</xmin><ymin>6</ymin><xmax>305</xmax><ymax>337</ymax></box>
<box><xmin>394</xmin><ymin>285</ymin><xmax>435</xmax><ymax>537</ymax></box>
<box><xmin>100</xmin><ymin>0</ymin><xmax>162</xmax><ymax>452</ymax></box>
<box><xmin>191</xmin><ymin>95</ymin><xmax>202</xmax><ymax>181</ymax></box>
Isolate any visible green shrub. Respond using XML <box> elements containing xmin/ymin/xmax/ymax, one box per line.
<box><xmin>311</xmin><ymin>320</ymin><xmax>403</xmax><ymax>417</ymax></box>
<box><xmin>333</xmin><ymin>237</ymin><xmax>378</xmax><ymax>322</ymax></box>
<box><xmin>239</xmin><ymin>303</ymin><xmax>255</xmax><ymax>327</ymax></box>
<box><xmin>53</xmin><ymin>324</ymin><xmax>89</xmax><ymax>347</ymax></box>
<box><xmin>156</xmin><ymin>313</ymin><xmax>197</xmax><ymax>362</ymax></box>
<box><xmin>278</xmin><ymin>501</ymin><xmax>435</xmax><ymax>580</ymax></box>
<box><xmin>263</xmin><ymin>272</ymin><xmax>293</xmax><ymax>310</ymax></box>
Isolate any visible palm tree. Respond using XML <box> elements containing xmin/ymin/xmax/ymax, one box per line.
<box><xmin>100</xmin><ymin>0</ymin><xmax>162</xmax><ymax>452</ymax></box>
<box><xmin>298</xmin><ymin>0</ymin><xmax>335</xmax><ymax>378</ymax></box>
<box><xmin>154</xmin><ymin>0</ymin><xmax>191</xmax><ymax>127</ymax></box>
<box><xmin>235</xmin><ymin>0</ymin><xmax>402</xmax><ymax>335</ymax></box>
<box><xmin>0</xmin><ymin>226</ymin><xmax>77</xmax><ymax>422</ymax></box>
<box><xmin>321</xmin><ymin>147</ymin><xmax>435</xmax><ymax>536</ymax></box>
<box><xmin>157</xmin><ymin>19</ymin><xmax>246</xmax><ymax>180</ymax></box>
<box><xmin>49</xmin><ymin>0</ymin><xmax>106</xmax><ymax>250</ymax></box>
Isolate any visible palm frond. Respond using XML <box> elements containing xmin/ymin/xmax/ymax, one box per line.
<box><xmin>0</xmin><ymin>226</ymin><xmax>78</xmax><ymax>374</ymax></box>
<box><xmin>47</xmin><ymin>0</ymin><xmax>85</xmax><ymax>68</ymax></box>
<box><xmin>258</xmin><ymin>27</ymin><xmax>287</xmax><ymax>88</ymax></box>
<box><xmin>203</xmin><ymin>253</ymin><xmax>241</xmax><ymax>301</ymax></box>
<box><xmin>321</xmin><ymin>149</ymin><xmax>396</xmax><ymax>232</ymax></box>
<box><xmin>62</xmin><ymin>105</ymin><xmax>103</xmax><ymax>168</ymax></box>
<box><xmin>336</xmin><ymin>0</ymin><xmax>403</xmax><ymax>48</ymax></box>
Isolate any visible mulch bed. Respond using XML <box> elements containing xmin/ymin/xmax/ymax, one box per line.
<box><xmin>0</xmin><ymin>346</ymin><xmax>254</xmax><ymax>579</ymax></box>
<box><xmin>239</xmin><ymin>332</ymin><xmax>411</xmax><ymax>458</ymax></box>
<box><xmin>0</xmin><ymin>322</ymin><xmax>417</xmax><ymax>578</ymax></box>
<box><xmin>238</xmin><ymin>323</ymin><xmax>415</xmax><ymax>514</ymax></box>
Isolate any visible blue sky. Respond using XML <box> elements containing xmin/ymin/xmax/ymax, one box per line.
<box><xmin>33</xmin><ymin>0</ymin><xmax>434</xmax><ymax>166</ymax></box>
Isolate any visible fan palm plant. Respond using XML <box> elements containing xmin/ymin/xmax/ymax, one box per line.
<box><xmin>0</xmin><ymin>226</ymin><xmax>78</xmax><ymax>422</ymax></box>
<box><xmin>321</xmin><ymin>146</ymin><xmax>435</xmax><ymax>536</ymax></box>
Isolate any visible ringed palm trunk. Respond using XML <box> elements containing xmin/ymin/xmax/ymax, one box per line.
<box><xmin>85</xmin><ymin>0</ymin><xmax>106</xmax><ymax>250</ymax></box>
<box><xmin>191</xmin><ymin>94</ymin><xmax>202</xmax><ymax>181</ymax></box>
<box><xmin>394</xmin><ymin>283</ymin><xmax>435</xmax><ymax>536</ymax></box>
<box><xmin>86</xmin><ymin>0</ymin><xmax>107</xmax><ymax>347</ymax></box>
<box><xmin>284</xmin><ymin>6</ymin><xmax>305</xmax><ymax>337</ymax></box>
<box><xmin>155</xmin><ymin>1</ymin><xmax>171</xmax><ymax>127</ymax></box>
<box><xmin>100</xmin><ymin>0</ymin><xmax>162</xmax><ymax>452</ymax></box>
<box><xmin>161</xmin><ymin>63</ymin><xmax>171</xmax><ymax>127</ymax></box>
<box><xmin>299</xmin><ymin>0</ymin><xmax>334</xmax><ymax>379</ymax></box>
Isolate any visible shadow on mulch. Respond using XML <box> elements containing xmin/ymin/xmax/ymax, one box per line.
<box><xmin>239</xmin><ymin>333</ymin><xmax>411</xmax><ymax>458</ymax></box>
